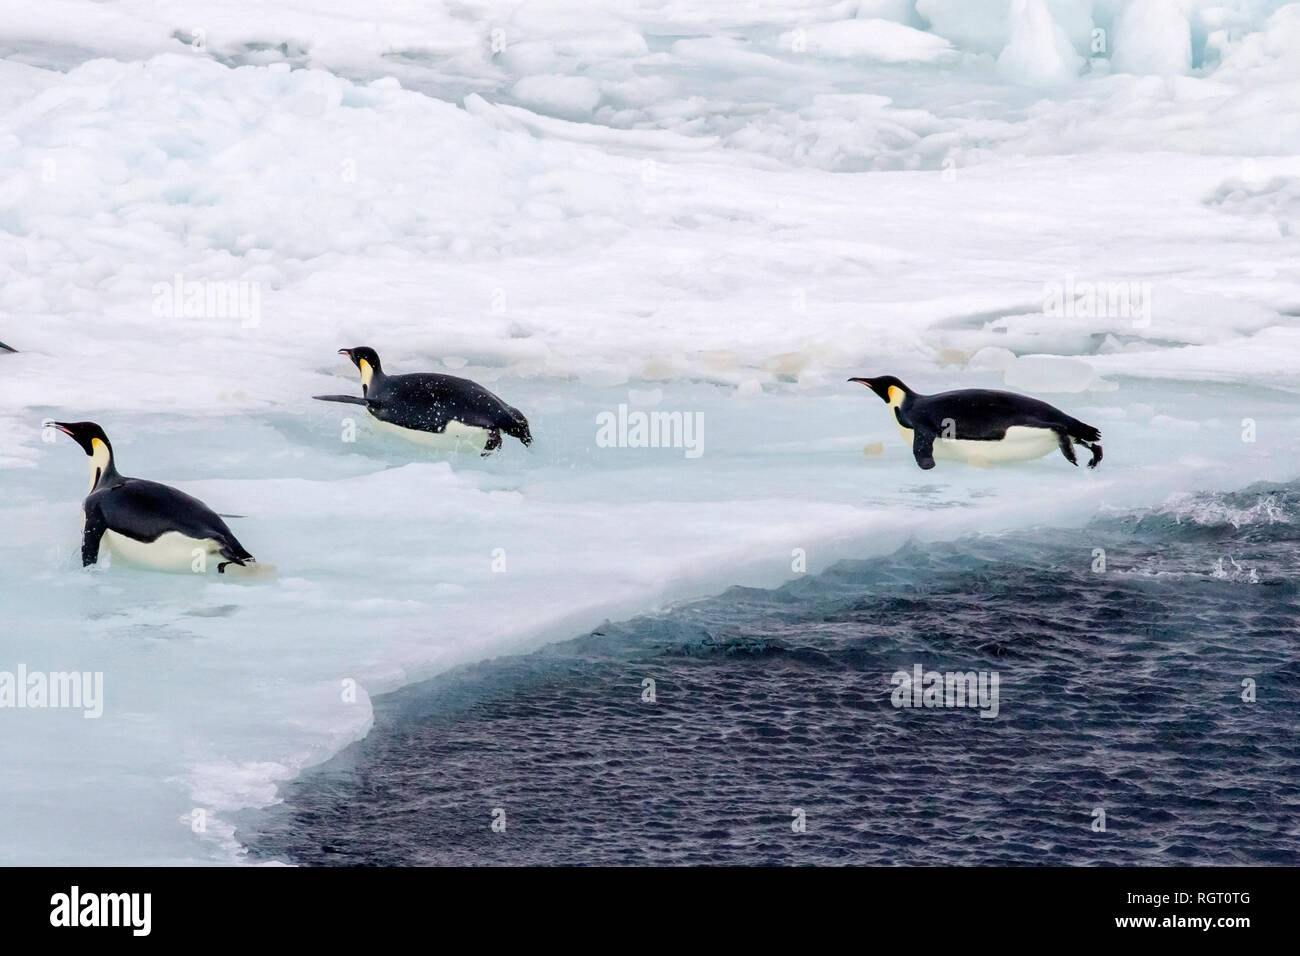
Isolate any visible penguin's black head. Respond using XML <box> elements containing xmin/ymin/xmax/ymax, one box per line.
<box><xmin>339</xmin><ymin>347</ymin><xmax>381</xmax><ymax>374</ymax></box>
<box><xmin>47</xmin><ymin>421</ymin><xmax>111</xmax><ymax>457</ymax></box>
<box><xmin>848</xmin><ymin>376</ymin><xmax>909</xmax><ymax>405</ymax></box>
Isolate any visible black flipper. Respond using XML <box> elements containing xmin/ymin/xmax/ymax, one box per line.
<box><xmin>313</xmin><ymin>394</ymin><xmax>372</xmax><ymax>406</ymax></box>
<box><xmin>81</xmin><ymin>502</ymin><xmax>108</xmax><ymax>567</ymax></box>
<box><xmin>481</xmin><ymin>428</ymin><xmax>502</xmax><ymax>457</ymax></box>
<box><xmin>1057</xmin><ymin>431</ymin><xmax>1079</xmax><ymax>466</ymax></box>
<box><xmin>912</xmin><ymin>428</ymin><xmax>937</xmax><ymax>470</ymax></box>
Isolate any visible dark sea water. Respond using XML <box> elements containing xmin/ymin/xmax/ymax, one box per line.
<box><xmin>241</xmin><ymin>482</ymin><xmax>1300</xmax><ymax>866</ymax></box>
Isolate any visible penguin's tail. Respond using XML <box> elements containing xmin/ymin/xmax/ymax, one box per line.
<box><xmin>502</xmin><ymin>407</ymin><xmax>532</xmax><ymax>446</ymax></box>
<box><xmin>214</xmin><ymin>535</ymin><xmax>256</xmax><ymax>574</ymax></box>
<box><xmin>1068</xmin><ymin>420</ymin><xmax>1101</xmax><ymax>444</ymax></box>
<box><xmin>216</xmin><ymin>552</ymin><xmax>251</xmax><ymax>573</ymax></box>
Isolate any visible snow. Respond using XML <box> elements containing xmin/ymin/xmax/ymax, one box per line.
<box><xmin>1</xmin><ymin>0</ymin><xmax>1298</xmax><ymax>864</ymax></box>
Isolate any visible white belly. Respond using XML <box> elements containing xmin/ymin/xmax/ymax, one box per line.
<box><xmin>894</xmin><ymin>422</ymin><xmax>1060</xmax><ymax>467</ymax></box>
<box><xmin>370</xmin><ymin>414</ymin><xmax>490</xmax><ymax>452</ymax></box>
<box><xmin>102</xmin><ymin>529</ymin><xmax>224</xmax><ymax>573</ymax></box>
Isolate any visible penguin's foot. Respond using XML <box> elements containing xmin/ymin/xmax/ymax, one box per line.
<box><xmin>220</xmin><ymin>560</ymin><xmax>276</xmax><ymax>579</ymax></box>
<box><xmin>917</xmin><ymin>456</ymin><xmax>936</xmax><ymax>470</ymax></box>
<box><xmin>481</xmin><ymin>428</ymin><xmax>502</xmax><ymax>457</ymax></box>
<box><xmin>1057</xmin><ymin>432</ymin><xmax>1079</xmax><ymax>466</ymax></box>
<box><xmin>1084</xmin><ymin>442</ymin><xmax>1103</xmax><ymax>469</ymax></box>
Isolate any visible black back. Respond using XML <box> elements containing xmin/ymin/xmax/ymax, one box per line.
<box><xmin>369</xmin><ymin>372</ymin><xmax>528</xmax><ymax>436</ymax></box>
<box><xmin>901</xmin><ymin>388</ymin><xmax>1092</xmax><ymax>441</ymax></box>
<box><xmin>88</xmin><ymin>477</ymin><xmax>251</xmax><ymax>558</ymax></box>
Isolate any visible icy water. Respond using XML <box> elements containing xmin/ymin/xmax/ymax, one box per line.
<box><xmin>242</xmin><ymin>482</ymin><xmax>1300</xmax><ymax>866</ymax></box>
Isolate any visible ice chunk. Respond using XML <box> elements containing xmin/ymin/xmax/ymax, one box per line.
<box><xmin>918</xmin><ymin>0</ymin><xmax>1093</xmax><ymax>55</ymax></box>
<box><xmin>1111</xmin><ymin>0</ymin><xmax>1192</xmax><ymax>75</ymax></box>
<box><xmin>997</xmin><ymin>0</ymin><xmax>1082</xmax><ymax>86</ymax></box>
<box><xmin>779</xmin><ymin>20</ymin><xmax>956</xmax><ymax>63</ymax></box>
<box><xmin>855</xmin><ymin>0</ymin><xmax>923</xmax><ymax>24</ymax></box>
<box><xmin>497</xmin><ymin>41</ymin><xmax>559</xmax><ymax>76</ymax></box>
<box><xmin>1001</xmin><ymin>354</ymin><xmax>1098</xmax><ymax>392</ymax></box>
<box><xmin>510</xmin><ymin>75</ymin><xmax>602</xmax><ymax>120</ymax></box>
<box><xmin>916</xmin><ymin>0</ymin><xmax>1016</xmax><ymax>53</ymax></box>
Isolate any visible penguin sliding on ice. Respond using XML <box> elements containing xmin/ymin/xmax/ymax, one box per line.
<box><xmin>314</xmin><ymin>347</ymin><xmax>532</xmax><ymax>456</ymax></box>
<box><xmin>48</xmin><ymin>421</ymin><xmax>261</xmax><ymax>574</ymax></box>
<box><xmin>849</xmin><ymin>376</ymin><xmax>1102</xmax><ymax>470</ymax></box>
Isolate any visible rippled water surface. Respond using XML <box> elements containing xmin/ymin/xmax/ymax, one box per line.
<box><xmin>243</xmin><ymin>484</ymin><xmax>1300</xmax><ymax>865</ymax></box>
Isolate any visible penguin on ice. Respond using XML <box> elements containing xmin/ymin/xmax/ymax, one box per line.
<box><xmin>48</xmin><ymin>421</ymin><xmax>259</xmax><ymax>573</ymax></box>
<box><xmin>314</xmin><ymin>347</ymin><xmax>532</xmax><ymax>456</ymax></box>
<box><xmin>848</xmin><ymin>376</ymin><xmax>1102</xmax><ymax>470</ymax></box>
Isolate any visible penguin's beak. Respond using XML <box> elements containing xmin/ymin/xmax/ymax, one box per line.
<box><xmin>338</xmin><ymin>349</ymin><xmax>352</xmax><ymax>357</ymax></box>
<box><xmin>848</xmin><ymin>377</ymin><xmax>890</xmax><ymax>403</ymax></box>
<box><xmin>0</xmin><ymin>342</ymin><xmax>15</xmax><ymax>353</ymax></box>
<box><xmin>46</xmin><ymin>421</ymin><xmax>74</xmax><ymax>438</ymax></box>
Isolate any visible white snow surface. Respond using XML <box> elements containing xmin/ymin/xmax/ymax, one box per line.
<box><xmin>1</xmin><ymin>0</ymin><xmax>1298</xmax><ymax>863</ymax></box>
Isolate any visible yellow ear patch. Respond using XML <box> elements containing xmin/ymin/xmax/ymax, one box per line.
<box><xmin>358</xmin><ymin>359</ymin><xmax>373</xmax><ymax>387</ymax></box>
<box><xmin>91</xmin><ymin>438</ymin><xmax>106</xmax><ymax>454</ymax></box>
<box><xmin>887</xmin><ymin>386</ymin><xmax>903</xmax><ymax>406</ymax></box>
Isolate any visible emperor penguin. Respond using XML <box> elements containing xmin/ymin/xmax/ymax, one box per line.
<box><xmin>48</xmin><ymin>421</ymin><xmax>258</xmax><ymax>573</ymax></box>
<box><xmin>314</xmin><ymin>347</ymin><xmax>533</xmax><ymax>455</ymax></box>
<box><xmin>849</xmin><ymin>376</ymin><xmax>1103</xmax><ymax>470</ymax></box>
